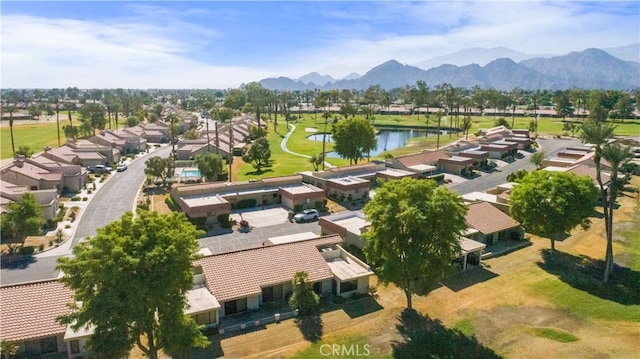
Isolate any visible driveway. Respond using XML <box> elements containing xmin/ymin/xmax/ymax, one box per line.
<box><xmin>229</xmin><ymin>206</ymin><xmax>290</xmax><ymax>228</ymax></box>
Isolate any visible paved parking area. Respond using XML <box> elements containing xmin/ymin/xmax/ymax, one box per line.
<box><xmin>198</xmin><ymin>220</ymin><xmax>321</xmax><ymax>255</ymax></box>
<box><xmin>229</xmin><ymin>206</ymin><xmax>290</xmax><ymax>228</ymax></box>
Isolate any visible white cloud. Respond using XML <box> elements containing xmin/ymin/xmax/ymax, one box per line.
<box><xmin>1</xmin><ymin>1</ymin><xmax>638</xmax><ymax>87</ymax></box>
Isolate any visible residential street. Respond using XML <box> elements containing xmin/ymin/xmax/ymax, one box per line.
<box><xmin>1</xmin><ymin>145</ymin><xmax>173</xmax><ymax>285</ymax></box>
<box><xmin>0</xmin><ymin>137</ymin><xmax>580</xmax><ymax>285</ymax></box>
<box><xmin>448</xmin><ymin>138</ymin><xmax>580</xmax><ymax>194</ymax></box>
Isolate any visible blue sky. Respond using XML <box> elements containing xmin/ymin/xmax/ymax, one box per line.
<box><xmin>2</xmin><ymin>1</ymin><xmax>639</xmax><ymax>89</ymax></box>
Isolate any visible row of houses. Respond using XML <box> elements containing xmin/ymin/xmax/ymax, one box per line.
<box><xmin>0</xmin><ymin>122</ymin><xmax>172</xmax><ymax>221</ymax></box>
<box><xmin>0</xmin><ymin>235</ymin><xmax>375</xmax><ymax>358</ymax></box>
<box><xmin>171</xmin><ymin>126</ymin><xmax>533</xmax><ymax>225</ymax></box>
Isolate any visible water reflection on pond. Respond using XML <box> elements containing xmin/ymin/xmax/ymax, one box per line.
<box><xmin>307</xmin><ymin>129</ymin><xmax>448</xmax><ymax>158</ymax></box>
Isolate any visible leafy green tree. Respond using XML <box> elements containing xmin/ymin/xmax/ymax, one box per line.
<box><xmin>28</xmin><ymin>104</ymin><xmax>42</xmax><ymax>120</ymax></box>
<box><xmin>242</xmin><ymin>137</ymin><xmax>271</xmax><ymax>172</ymax></box>
<box><xmin>0</xmin><ymin>340</ymin><xmax>19</xmax><ymax>358</ymax></box>
<box><xmin>530</xmin><ymin>151</ymin><xmax>545</xmax><ymax>169</ymax></box>
<box><xmin>144</xmin><ymin>156</ymin><xmax>175</xmax><ymax>187</ymax></box>
<box><xmin>15</xmin><ymin>145</ymin><xmax>34</xmax><ymax>158</ymax></box>
<box><xmin>183</xmin><ymin>128</ymin><xmax>201</xmax><ymax>140</ymax></box>
<box><xmin>509</xmin><ymin>171</ymin><xmax>598</xmax><ymax>251</ymax></box>
<box><xmin>331</xmin><ymin>117</ymin><xmax>377</xmax><ymax>165</ymax></box>
<box><xmin>362</xmin><ymin>178</ymin><xmax>468</xmax><ymax>310</ymax></box>
<box><xmin>63</xmin><ymin>124</ymin><xmax>79</xmax><ymax>141</ymax></box>
<box><xmin>57</xmin><ymin>211</ymin><xmax>209</xmax><ymax>359</ymax></box>
<box><xmin>288</xmin><ymin>271</ymin><xmax>320</xmax><ymax>316</ymax></box>
<box><xmin>248</xmin><ymin>124</ymin><xmax>267</xmax><ymax>140</ymax></box>
<box><xmin>1</xmin><ymin>193</ymin><xmax>44</xmax><ymax>243</ymax></box>
<box><xmin>126</xmin><ymin>116</ymin><xmax>139</xmax><ymax>127</ymax></box>
<box><xmin>79</xmin><ymin>102</ymin><xmax>107</xmax><ymax>132</ymax></box>
<box><xmin>194</xmin><ymin>153</ymin><xmax>224</xmax><ymax>182</ymax></box>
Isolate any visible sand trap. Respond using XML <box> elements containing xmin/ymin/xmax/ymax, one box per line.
<box><xmin>305</xmin><ymin>127</ymin><xmax>318</xmax><ymax>133</ymax></box>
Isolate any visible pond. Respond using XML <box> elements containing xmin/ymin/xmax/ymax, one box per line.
<box><xmin>307</xmin><ymin>129</ymin><xmax>444</xmax><ymax>158</ymax></box>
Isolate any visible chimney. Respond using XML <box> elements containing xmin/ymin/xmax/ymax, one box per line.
<box><xmin>100</xmin><ymin>130</ymin><xmax>106</xmax><ymax>136</ymax></box>
<box><xmin>44</xmin><ymin>146</ymin><xmax>52</xmax><ymax>152</ymax></box>
<box><xmin>14</xmin><ymin>155</ymin><xmax>25</xmax><ymax>168</ymax></box>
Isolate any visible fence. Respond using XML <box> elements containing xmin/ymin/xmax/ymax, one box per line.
<box><xmin>218</xmin><ymin>309</ymin><xmax>298</xmax><ymax>335</ymax></box>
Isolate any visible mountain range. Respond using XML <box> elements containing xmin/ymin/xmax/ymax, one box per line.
<box><xmin>259</xmin><ymin>45</ymin><xmax>640</xmax><ymax>91</ymax></box>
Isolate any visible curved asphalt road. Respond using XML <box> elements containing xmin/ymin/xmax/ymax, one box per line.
<box><xmin>1</xmin><ymin>145</ymin><xmax>173</xmax><ymax>285</ymax></box>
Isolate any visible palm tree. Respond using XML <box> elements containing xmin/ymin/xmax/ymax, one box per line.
<box><xmin>6</xmin><ymin>105</ymin><xmax>17</xmax><ymax>155</ymax></box>
<box><xmin>434</xmin><ymin>110</ymin><xmax>444</xmax><ymax>149</ymax></box>
<box><xmin>530</xmin><ymin>90</ymin><xmax>542</xmax><ymax>137</ymax></box>
<box><xmin>168</xmin><ymin>113</ymin><xmax>180</xmax><ymax>157</ymax></box>
<box><xmin>579</xmin><ymin>120</ymin><xmax>615</xmax><ymax>283</ymax></box>
<box><xmin>600</xmin><ymin>143</ymin><xmax>633</xmax><ymax>282</ymax></box>
<box><xmin>54</xmin><ymin>96</ymin><xmax>61</xmax><ymax>146</ymax></box>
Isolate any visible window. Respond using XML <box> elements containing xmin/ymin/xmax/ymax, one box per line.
<box><xmin>194</xmin><ymin>311</ymin><xmax>215</xmax><ymax>325</ymax></box>
<box><xmin>340</xmin><ymin>279</ymin><xmax>358</xmax><ymax>293</ymax></box>
<box><xmin>70</xmin><ymin>340</ymin><xmax>80</xmax><ymax>354</ymax></box>
<box><xmin>40</xmin><ymin>336</ymin><xmax>58</xmax><ymax>353</ymax></box>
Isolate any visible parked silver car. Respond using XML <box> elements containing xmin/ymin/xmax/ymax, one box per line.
<box><xmin>294</xmin><ymin>209</ymin><xmax>319</xmax><ymax>222</ymax></box>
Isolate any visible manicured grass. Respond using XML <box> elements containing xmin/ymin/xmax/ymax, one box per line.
<box><xmin>291</xmin><ymin>334</ymin><xmax>389</xmax><ymax>359</ymax></box>
<box><xmin>1</xmin><ymin>122</ymin><xmax>62</xmax><ymax>159</ymax></box>
<box><xmin>452</xmin><ymin>317</ymin><xmax>475</xmax><ymax>337</ymax></box>
<box><xmin>528</xmin><ymin>327</ymin><xmax>579</xmax><ymax>343</ymax></box>
<box><xmin>532</xmin><ymin>277</ymin><xmax>640</xmax><ymax>322</ymax></box>
<box><xmin>619</xmin><ymin>204</ymin><xmax>640</xmax><ymax>271</ymax></box>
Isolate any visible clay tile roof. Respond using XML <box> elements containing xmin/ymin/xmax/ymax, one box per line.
<box><xmin>395</xmin><ymin>150</ymin><xmax>449</xmax><ymax>167</ymax></box>
<box><xmin>194</xmin><ymin>235</ymin><xmax>342</xmax><ymax>303</ymax></box>
<box><xmin>465</xmin><ymin>201</ymin><xmax>520</xmax><ymax>235</ymax></box>
<box><xmin>0</xmin><ymin>280</ymin><xmax>73</xmax><ymax>342</ymax></box>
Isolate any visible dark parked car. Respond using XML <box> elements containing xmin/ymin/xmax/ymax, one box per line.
<box><xmin>88</xmin><ymin>165</ymin><xmax>112</xmax><ymax>174</ymax></box>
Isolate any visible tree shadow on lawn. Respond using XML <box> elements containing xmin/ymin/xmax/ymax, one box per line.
<box><xmin>440</xmin><ymin>267</ymin><xmax>499</xmax><ymax>292</ymax></box>
<box><xmin>243</xmin><ymin>168</ymin><xmax>274</xmax><ymax>177</ymax></box>
<box><xmin>295</xmin><ymin>314</ymin><xmax>323</xmax><ymax>342</ymax></box>
<box><xmin>392</xmin><ymin>309</ymin><xmax>501</xmax><ymax>359</ymax></box>
<box><xmin>341</xmin><ymin>295</ymin><xmax>384</xmax><ymax>319</ymax></box>
<box><xmin>538</xmin><ymin>249</ymin><xmax>640</xmax><ymax>305</ymax></box>
<box><xmin>188</xmin><ymin>334</ymin><xmax>224</xmax><ymax>359</ymax></box>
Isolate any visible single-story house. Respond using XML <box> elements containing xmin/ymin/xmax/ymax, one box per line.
<box><xmin>299</xmin><ymin>163</ymin><xmax>385</xmax><ymax>202</ymax></box>
<box><xmin>438</xmin><ymin>156</ymin><xmax>475</xmax><ymax>176</ymax></box>
<box><xmin>457</xmin><ymin>150</ymin><xmax>490</xmax><ymax>168</ymax></box>
<box><xmin>28</xmin><ymin>156</ymin><xmax>87</xmax><ymax>192</ymax></box>
<box><xmin>479</xmin><ymin>144</ymin><xmax>511</xmax><ymax>160</ymax></box>
<box><xmin>89</xmin><ymin>129</ymin><xmax>147</xmax><ymax>154</ymax></box>
<box><xmin>1</xmin><ymin>157</ymin><xmax>62</xmax><ymax>191</ymax></box>
<box><xmin>194</xmin><ymin>235</ymin><xmax>374</xmax><ymax>319</ymax></box>
<box><xmin>386</xmin><ymin>150</ymin><xmax>449</xmax><ymax>177</ymax></box>
<box><xmin>0</xmin><ymin>280</ymin><xmax>73</xmax><ymax>358</ymax></box>
<box><xmin>464</xmin><ymin>201</ymin><xmax>523</xmax><ymax>245</ymax></box>
<box><xmin>319</xmin><ymin>210</ymin><xmax>369</xmax><ymax>249</ymax></box>
<box><xmin>0</xmin><ymin>184</ymin><xmax>60</xmax><ymax>221</ymax></box>
<box><xmin>171</xmin><ymin>175</ymin><xmax>325</xmax><ymax>223</ymax></box>
<box><xmin>375</xmin><ymin>168</ymin><xmax>419</xmax><ymax>182</ymax></box>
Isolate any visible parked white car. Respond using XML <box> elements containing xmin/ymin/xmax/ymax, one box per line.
<box><xmin>294</xmin><ymin>209</ymin><xmax>319</xmax><ymax>223</ymax></box>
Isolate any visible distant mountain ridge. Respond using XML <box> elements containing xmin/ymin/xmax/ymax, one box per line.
<box><xmin>259</xmin><ymin>46</ymin><xmax>640</xmax><ymax>91</ymax></box>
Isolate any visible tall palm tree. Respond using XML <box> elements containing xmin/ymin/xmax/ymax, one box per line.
<box><xmin>579</xmin><ymin>120</ymin><xmax>616</xmax><ymax>283</ymax></box>
<box><xmin>6</xmin><ymin>105</ymin><xmax>17</xmax><ymax>155</ymax></box>
<box><xmin>434</xmin><ymin>110</ymin><xmax>444</xmax><ymax>149</ymax></box>
<box><xmin>54</xmin><ymin>96</ymin><xmax>61</xmax><ymax>146</ymax></box>
<box><xmin>600</xmin><ymin>143</ymin><xmax>633</xmax><ymax>282</ymax></box>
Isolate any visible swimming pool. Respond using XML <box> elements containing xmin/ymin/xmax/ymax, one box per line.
<box><xmin>181</xmin><ymin>169</ymin><xmax>202</xmax><ymax>178</ymax></box>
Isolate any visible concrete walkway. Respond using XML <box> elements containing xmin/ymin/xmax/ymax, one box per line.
<box><xmin>280</xmin><ymin>123</ymin><xmax>334</xmax><ymax>169</ymax></box>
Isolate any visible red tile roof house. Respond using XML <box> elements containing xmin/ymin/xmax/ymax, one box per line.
<box><xmin>194</xmin><ymin>235</ymin><xmax>374</xmax><ymax>322</ymax></box>
<box><xmin>0</xmin><ymin>280</ymin><xmax>74</xmax><ymax>358</ymax></box>
<box><xmin>171</xmin><ymin>175</ymin><xmax>325</xmax><ymax>224</ymax></box>
<box><xmin>464</xmin><ymin>201</ymin><xmax>524</xmax><ymax>246</ymax></box>
<box><xmin>0</xmin><ymin>237</ymin><xmax>373</xmax><ymax>357</ymax></box>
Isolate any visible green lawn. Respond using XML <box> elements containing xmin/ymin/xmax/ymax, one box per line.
<box><xmin>452</xmin><ymin>317</ymin><xmax>476</xmax><ymax>337</ymax></box>
<box><xmin>528</xmin><ymin>327</ymin><xmax>579</xmax><ymax>343</ymax></box>
<box><xmin>1</xmin><ymin>122</ymin><xmax>62</xmax><ymax>159</ymax></box>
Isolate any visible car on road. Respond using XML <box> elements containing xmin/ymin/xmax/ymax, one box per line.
<box><xmin>88</xmin><ymin>164</ymin><xmax>113</xmax><ymax>174</ymax></box>
<box><xmin>294</xmin><ymin>209</ymin><xmax>319</xmax><ymax>223</ymax></box>
<box><xmin>116</xmin><ymin>163</ymin><xmax>128</xmax><ymax>172</ymax></box>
